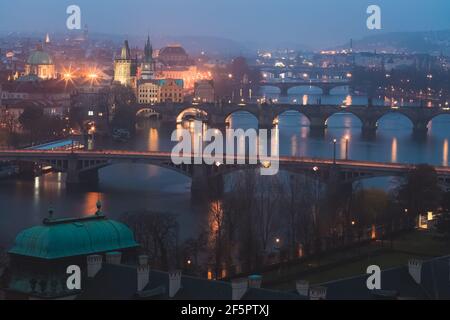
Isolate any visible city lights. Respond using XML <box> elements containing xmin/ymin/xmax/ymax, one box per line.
<box><xmin>0</xmin><ymin>0</ymin><xmax>449</xmax><ymax>304</ymax></box>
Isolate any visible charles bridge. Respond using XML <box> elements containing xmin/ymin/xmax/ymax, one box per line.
<box><xmin>135</xmin><ymin>102</ymin><xmax>450</xmax><ymax>136</ymax></box>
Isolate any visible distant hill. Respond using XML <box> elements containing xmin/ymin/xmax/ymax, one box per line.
<box><xmin>338</xmin><ymin>30</ymin><xmax>450</xmax><ymax>54</ymax></box>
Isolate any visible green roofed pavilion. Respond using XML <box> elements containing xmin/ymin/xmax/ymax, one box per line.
<box><xmin>9</xmin><ymin>214</ymin><xmax>138</xmax><ymax>260</ymax></box>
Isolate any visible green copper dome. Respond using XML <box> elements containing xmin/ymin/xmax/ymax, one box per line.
<box><xmin>27</xmin><ymin>49</ymin><xmax>54</xmax><ymax>65</ymax></box>
<box><xmin>9</xmin><ymin>215</ymin><xmax>138</xmax><ymax>259</ymax></box>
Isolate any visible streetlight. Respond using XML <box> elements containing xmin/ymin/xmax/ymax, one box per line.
<box><xmin>333</xmin><ymin>139</ymin><xmax>337</xmax><ymax>164</ymax></box>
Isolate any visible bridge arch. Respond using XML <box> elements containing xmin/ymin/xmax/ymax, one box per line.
<box><xmin>329</xmin><ymin>85</ymin><xmax>351</xmax><ymax>95</ymax></box>
<box><xmin>426</xmin><ymin>113</ymin><xmax>450</xmax><ymax>129</ymax></box>
<box><xmin>259</xmin><ymin>85</ymin><xmax>281</xmax><ymax>95</ymax></box>
<box><xmin>176</xmin><ymin>107</ymin><xmax>209</xmax><ymax>123</ymax></box>
<box><xmin>272</xmin><ymin>109</ymin><xmax>311</xmax><ymax>127</ymax></box>
<box><xmin>136</xmin><ymin>108</ymin><xmax>160</xmax><ymax>119</ymax></box>
<box><xmin>287</xmin><ymin>85</ymin><xmax>323</xmax><ymax>95</ymax></box>
<box><xmin>375</xmin><ymin>110</ymin><xmax>415</xmax><ymax>130</ymax></box>
<box><xmin>224</xmin><ymin>109</ymin><xmax>259</xmax><ymax>127</ymax></box>
<box><xmin>324</xmin><ymin>111</ymin><xmax>363</xmax><ymax>128</ymax></box>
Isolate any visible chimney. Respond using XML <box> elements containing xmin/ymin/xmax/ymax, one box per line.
<box><xmin>296</xmin><ymin>280</ymin><xmax>310</xmax><ymax>297</ymax></box>
<box><xmin>87</xmin><ymin>255</ymin><xmax>102</xmax><ymax>278</ymax></box>
<box><xmin>310</xmin><ymin>286</ymin><xmax>327</xmax><ymax>300</ymax></box>
<box><xmin>248</xmin><ymin>275</ymin><xmax>262</xmax><ymax>289</ymax></box>
<box><xmin>137</xmin><ymin>264</ymin><xmax>150</xmax><ymax>292</ymax></box>
<box><xmin>138</xmin><ymin>255</ymin><xmax>149</xmax><ymax>266</ymax></box>
<box><xmin>169</xmin><ymin>270</ymin><xmax>182</xmax><ymax>298</ymax></box>
<box><xmin>105</xmin><ymin>251</ymin><xmax>122</xmax><ymax>265</ymax></box>
<box><xmin>408</xmin><ymin>259</ymin><xmax>423</xmax><ymax>284</ymax></box>
<box><xmin>231</xmin><ymin>279</ymin><xmax>248</xmax><ymax>300</ymax></box>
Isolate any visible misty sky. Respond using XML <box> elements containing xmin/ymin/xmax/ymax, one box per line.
<box><xmin>0</xmin><ymin>0</ymin><xmax>449</xmax><ymax>48</ymax></box>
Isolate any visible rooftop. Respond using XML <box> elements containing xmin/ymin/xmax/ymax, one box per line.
<box><xmin>8</xmin><ymin>208</ymin><xmax>138</xmax><ymax>260</ymax></box>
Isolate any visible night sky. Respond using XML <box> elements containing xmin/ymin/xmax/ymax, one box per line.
<box><xmin>1</xmin><ymin>0</ymin><xmax>449</xmax><ymax>47</ymax></box>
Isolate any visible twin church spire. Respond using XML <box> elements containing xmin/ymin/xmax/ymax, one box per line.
<box><xmin>141</xmin><ymin>34</ymin><xmax>155</xmax><ymax>80</ymax></box>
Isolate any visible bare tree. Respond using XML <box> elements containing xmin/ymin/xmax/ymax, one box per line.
<box><xmin>121</xmin><ymin>210</ymin><xmax>179</xmax><ymax>270</ymax></box>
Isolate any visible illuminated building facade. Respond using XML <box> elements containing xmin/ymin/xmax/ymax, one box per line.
<box><xmin>137</xmin><ymin>81</ymin><xmax>160</xmax><ymax>104</ymax></box>
<box><xmin>24</xmin><ymin>45</ymin><xmax>56</xmax><ymax>80</ymax></box>
<box><xmin>114</xmin><ymin>40</ymin><xmax>137</xmax><ymax>88</ymax></box>
<box><xmin>157</xmin><ymin>79</ymin><xmax>184</xmax><ymax>103</ymax></box>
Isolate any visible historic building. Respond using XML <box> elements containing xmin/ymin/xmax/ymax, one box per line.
<box><xmin>114</xmin><ymin>40</ymin><xmax>137</xmax><ymax>88</ymax></box>
<box><xmin>24</xmin><ymin>45</ymin><xmax>56</xmax><ymax>80</ymax></box>
<box><xmin>137</xmin><ymin>78</ymin><xmax>184</xmax><ymax>104</ymax></box>
<box><xmin>194</xmin><ymin>80</ymin><xmax>215</xmax><ymax>103</ymax></box>
<box><xmin>2</xmin><ymin>203</ymin><xmax>450</xmax><ymax>300</ymax></box>
<box><xmin>157</xmin><ymin>79</ymin><xmax>184</xmax><ymax>103</ymax></box>
<box><xmin>140</xmin><ymin>36</ymin><xmax>155</xmax><ymax>80</ymax></box>
<box><xmin>137</xmin><ymin>81</ymin><xmax>160</xmax><ymax>104</ymax></box>
<box><xmin>158</xmin><ymin>44</ymin><xmax>191</xmax><ymax>67</ymax></box>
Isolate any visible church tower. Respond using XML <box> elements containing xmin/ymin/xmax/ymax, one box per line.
<box><xmin>141</xmin><ymin>35</ymin><xmax>155</xmax><ymax>80</ymax></box>
<box><xmin>114</xmin><ymin>40</ymin><xmax>137</xmax><ymax>87</ymax></box>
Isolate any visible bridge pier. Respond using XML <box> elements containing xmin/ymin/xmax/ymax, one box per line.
<box><xmin>66</xmin><ymin>158</ymin><xmax>80</xmax><ymax>184</ymax></box>
<box><xmin>413</xmin><ymin>122</ymin><xmax>429</xmax><ymax>137</ymax></box>
<box><xmin>362</xmin><ymin>122</ymin><xmax>378</xmax><ymax>139</ymax></box>
<box><xmin>279</xmin><ymin>87</ymin><xmax>289</xmax><ymax>97</ymax></box>
<box><xmin>321</xmin><ymin>87</ymin><xmax>331</xmax><ymax>96</ymax></box>
<box><xmin>66</xmin><ymin>157</ymin><xmax>99</xmax><ymax>186</ymax></box>
<box><xmin>309</xmin><ymin>116</ymin><xmax>327</xmax><ymax>136</ymax></box>
<box><xmin>191</xmin><ymin>165</ymin><xmax>224</xmax><ymax>201</ymax></box>
<box><xmin>258</xmin><ymin>114</ymin><xmax>274</xmax><ymax>130</ymax></box>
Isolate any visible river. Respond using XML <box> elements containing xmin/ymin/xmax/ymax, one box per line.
<box><xmin>0</xmin><ymin>90</ymin><xmax>449</xmax><ymax>247</ymax></box>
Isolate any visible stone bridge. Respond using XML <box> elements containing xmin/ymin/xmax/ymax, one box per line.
<box><xmin>1</xmin><ymin>150</ymin><xmax>449</xmax><ymax>199</ymax></box>
<box><xmin>134</xmin><ymin>103</ymin><xmax>450</xmax><ymax>136</ymax></box>
<box><xmin>260</xmin><ymin>80</ymin><xmax>351</xmax><ymax>96</ymax></box>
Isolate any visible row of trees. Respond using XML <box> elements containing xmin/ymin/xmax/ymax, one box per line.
<box><xmin>204</xmin><ymin>164</ymin><xmax>449</xmax><ymax>277</ymax></box>
<box><xmin>119</xmin><ymin>164</ymin><xmax>448</xmax><ymax>278</ymax></box>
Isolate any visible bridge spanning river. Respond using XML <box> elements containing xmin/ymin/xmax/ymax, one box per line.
<box><xmin>1</xmin><ymin>150</ymin><xmax>449</xmax><ymax>198</ymax></box>
<box><xmin>135</xmin><ymin>103</ymin><xmax>450</xmax><ymax>136</ymax></box>
<box><xmin>260</xmin><ymin>79</ymin><xmax>351</xmax><ymax>96</ymax></box>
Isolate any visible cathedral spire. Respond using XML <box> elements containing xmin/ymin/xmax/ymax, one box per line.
<box><xmin>144</xmin><ymin>35</ymin><xmax>153</xmax><ymax>63</ymax></box>
<box><xmin>121</xmin><ymin>40</ymin><xmax>131</xmax><ymax>60</ymax></box>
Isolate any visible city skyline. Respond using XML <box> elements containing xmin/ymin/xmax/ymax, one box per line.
<box><xmin>1</xmin><ymin>0</ymin><xmax>450</xmax><ymax>48</ymax></box>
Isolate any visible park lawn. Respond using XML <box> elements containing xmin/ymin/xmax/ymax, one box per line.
<box><xmin>265</xmin><ymin>229</ymin><xmax>450</xmax><ymax>291</ymax></box>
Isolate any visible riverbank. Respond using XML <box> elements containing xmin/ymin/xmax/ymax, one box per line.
<box><xmin>261</xmin><ymin>229</ymin><xmax>449</xmax><ymax>290</ymax></box>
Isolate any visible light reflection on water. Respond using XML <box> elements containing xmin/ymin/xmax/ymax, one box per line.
<box><xmin>1</xmin><ymin>95</ymin><xmax>450</xmax><ymax>247</ymax></box>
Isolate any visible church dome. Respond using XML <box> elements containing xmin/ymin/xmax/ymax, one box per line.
<box><xmin>9</xmin><ymin>215</ymin><xmax>138</xmax><ymax>259</ymax></box>
<box><xmin>159</xmin><ymin>45</ymin><xmax>188</xmax><ymax>56</ymax></box>
<box><xmin>158</xmin><ymin>45</ymin><xmax>190</xmax><ymax>66</ymax></box>
<box><xmin>27</xmin><ymin>48</ymin><xmax>54</xmax><ymax>66</ymax></box>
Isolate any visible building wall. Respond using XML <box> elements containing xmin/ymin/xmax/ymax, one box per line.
<box><xmin>25</xmin><ymin>64</ymin><xmax>56</xmax><ymax>80</ymax></box>
<box><xmin>159</xmin><ymin>79</ymin><xmax>184</xmax><ymax>103</ymax></box>
<box><xmin>114</xmin><ymin>60</ymin><xmax>137</xmax><ymax>88</ymax></box>
<box><xmin>194</xmin><ymin>80</ymin><xmax>215</xmax><ymax>103</ymax></box>
<box><xmin>137</xmin><ymin>82</ymin><xmax>160</xmax><ymax>104</ymax></box>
